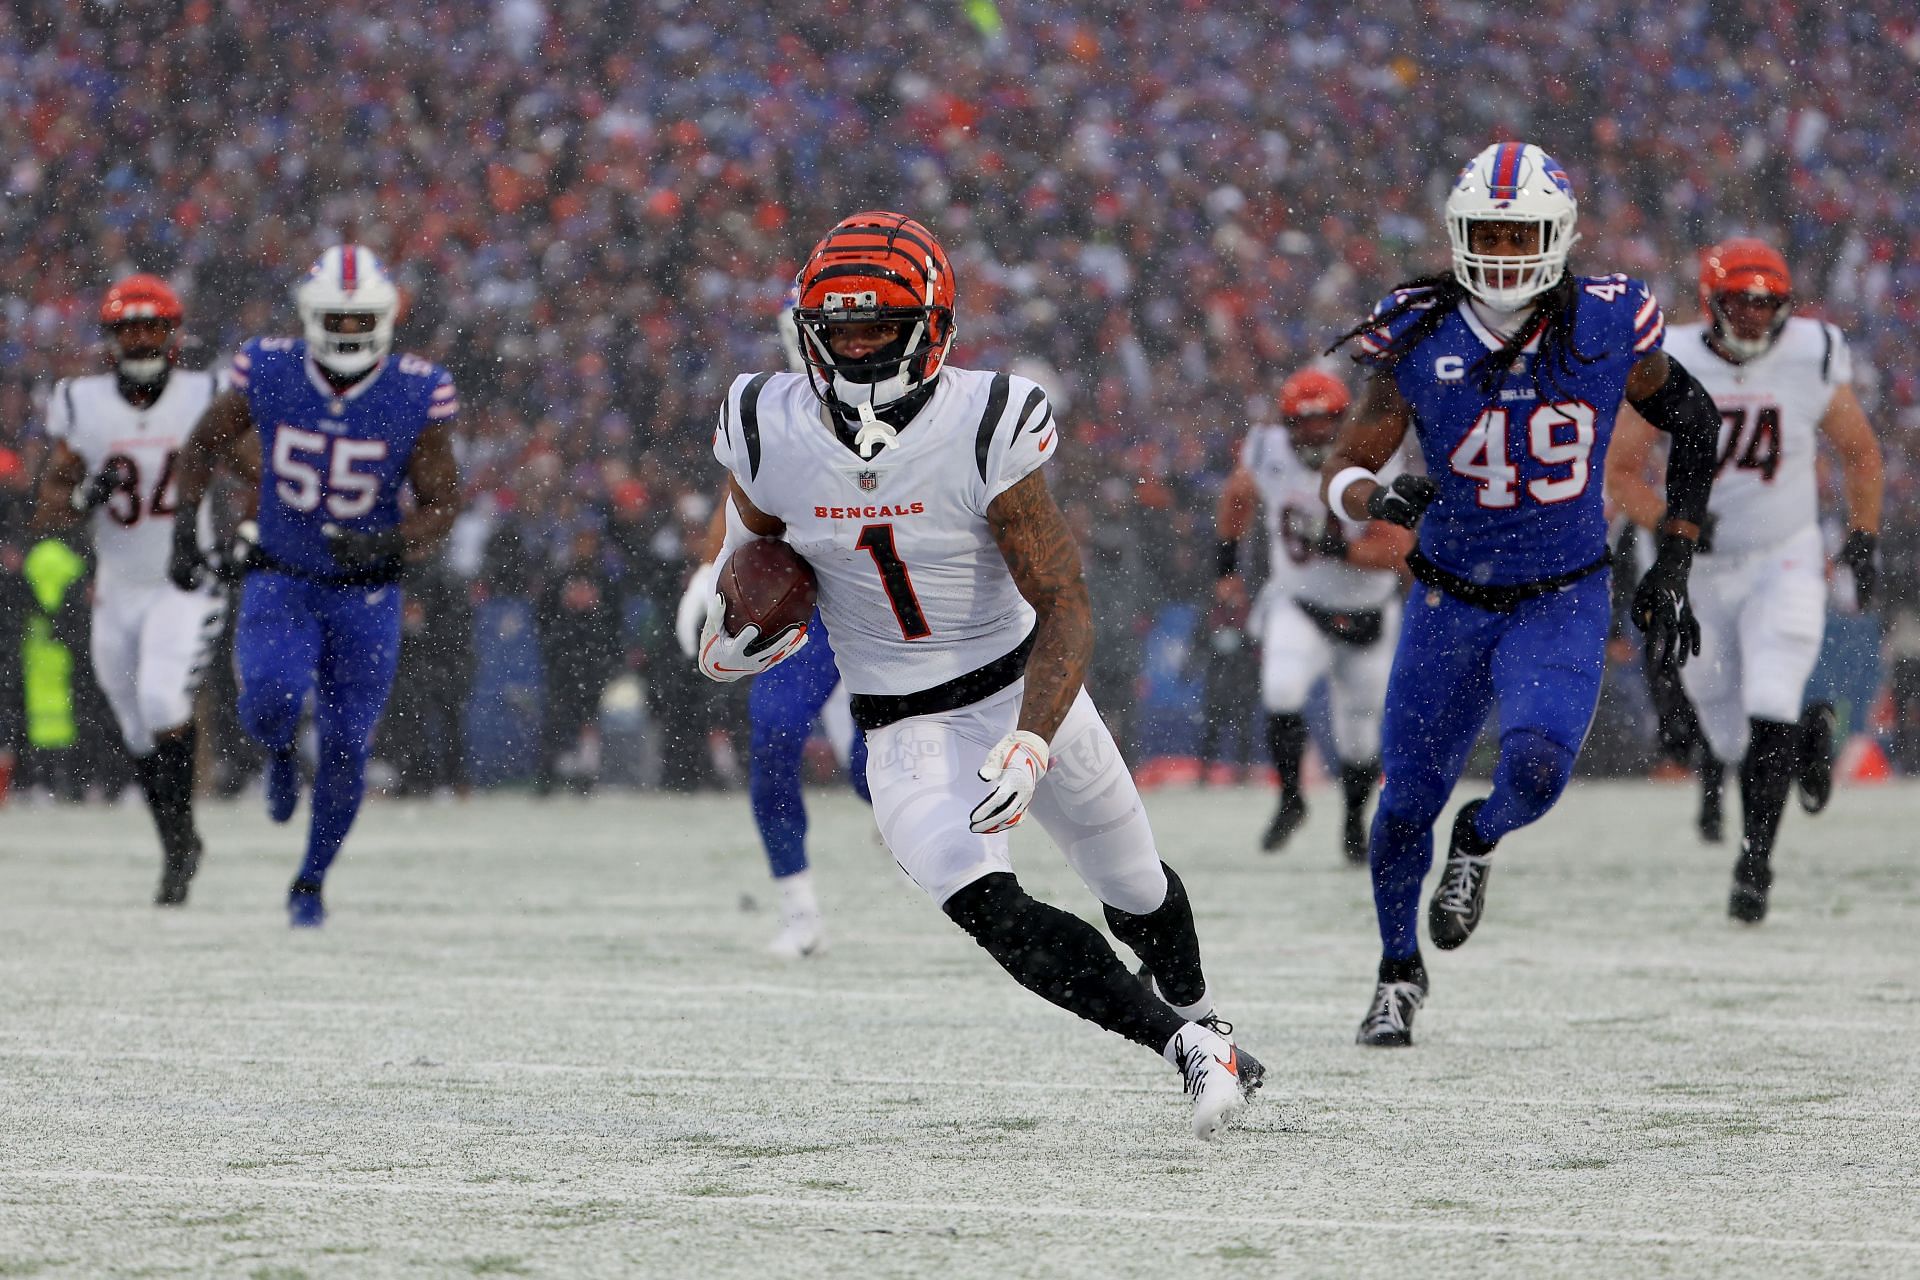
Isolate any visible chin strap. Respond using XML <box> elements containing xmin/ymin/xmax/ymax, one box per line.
<box><xmin>851</xmin><ymin>401</ymin><xmax>898</xmax><ymax>461</ymax></box>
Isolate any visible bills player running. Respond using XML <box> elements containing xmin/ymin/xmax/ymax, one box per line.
<box><xmin>168</xmin><ymin>246</ymin><xmax>462</xmax><ymax>927</ymax></box>
<box><xmin>697</xmin><ymin>212</ymin><xmax>1261</xmax><ymax>1139</ymax></box>
<box><xmin>1320</xmin><ymin>143</ymin><xmax>1723</xmax><ymax>1046</ymax></box>
<box><xmin>1606</xmin><ymin>239</ymin><xmax>1883</xmax><ymax>923</ymax></box>
<box><xmin>673</xmin><ymin>290</ymin><xmax>871</xmax><ymax>959</ymax></box>
<box><xmin>1216</xmin><ymin>367</ymin><xmax>1412</xmax><ymax>863</ymax></box>
<box><xmin>31</xmin><ymin>276</ymin><xmax>222</xmax><ymax>905</ymax></box>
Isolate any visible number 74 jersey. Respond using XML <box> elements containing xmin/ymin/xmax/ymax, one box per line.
<box><xmin>713</xmin><ymin>368</ymin><xmax>1055</xmax><ymax>697</ymax></box>
<box><xmin>230</xmin><ymin>337</ymin><xmax>457</xmax><ymax>580</ymax></box>
<box><xmin>1662</xmin><ymin>317</ymin><xmax>1847</xmax><ymax>556</ymax></box>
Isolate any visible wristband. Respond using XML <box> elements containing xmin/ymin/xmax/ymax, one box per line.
<box><xmin>1215</xmin><ymin>540</ymin><xmax>1239</xmax><ymax>579</ymax></box>
<box><xmin>1326</xmin><ymin>466</ymin><xmax>1375</xmax><ymax>519</ymax></box>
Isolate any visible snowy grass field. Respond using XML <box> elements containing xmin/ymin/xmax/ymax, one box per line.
<box><xmin>2</xmin><ymin>780</ymin><xmax>1917</xmax><ymax>1278</ymax></box>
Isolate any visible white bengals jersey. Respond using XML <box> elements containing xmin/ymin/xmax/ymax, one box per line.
<box><xmin>714</xmin><ymin>368</ymin><xmax>1054</xmax><ymax>697</ymax></box>
<box><xmin>45</xmin><ymin>371</ymin><xmax>219</xmax><ymax>595</ymax></box>
<box><xmin>1241</xmin><ymin>426</ymin><xmax>1401</xmax><ymax>611</ymax></box>
<box><xmin>1664</xmin><ymin>316</ymin><xmax>1849</xmax><ymax>556</ymax></box>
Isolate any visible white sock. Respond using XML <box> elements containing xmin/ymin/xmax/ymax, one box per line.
<box><xmin>1162</xmin><ymin>1022</ymin><xmax>1200</xmax><ymax>1066</ymax></box>
<box><xmin>775</xmin><ymin>870</ymin><xmax>819</xmax><ymax>920</ymax></box>
<box><xmin>1168</xmin><ymin>985</ymin><xmax>1215</xmax><ymax>1025</ymax></box>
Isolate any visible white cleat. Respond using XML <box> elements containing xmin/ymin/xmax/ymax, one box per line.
<box><xmin>766</xmin><ymin>912</ymin><xmax>827</xmax><ymax>960</ymax></box>
<box><xmin>1168</xmin><ymin>1021</ymin><xmax>1249</xmax><ymax>1141</ymax></box>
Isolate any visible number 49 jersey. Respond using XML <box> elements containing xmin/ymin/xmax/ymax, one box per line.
<box><xmin>713</xmin><ymin>368</ymin><xmax>1054</xmax><ymax>697</ymax></box>
<box><xmin>1661</xmin><ymin>316</ymin><xmax>1847</xmax><ymax>556</ymax></box>
<box><xmin>1357</xmin><ymin>275</ymin><xmax>1665</xmax><ymax>587</ymax></box>
<box><xmin>230</xmin><ymin>338</ymin><xmax>457</xmax><ymax>580</ymax></box>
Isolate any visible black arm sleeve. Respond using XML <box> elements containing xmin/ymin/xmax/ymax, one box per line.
<box><xmin>1627</xmin><ymin>356</ymin><xmax>1718</xmax><ymax>527</ymax></box>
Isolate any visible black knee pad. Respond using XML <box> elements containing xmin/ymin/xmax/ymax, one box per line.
<box><xmin>943</xmin><ymin>872</ymin><xmax>1030</xmax><ymax>948</ymax></box>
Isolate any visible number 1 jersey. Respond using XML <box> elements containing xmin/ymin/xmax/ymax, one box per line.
<box><xmin>1356</xmin><ymin>275</ymin><xmax>1666</xmax><ymax>587</ymax></box>
<box><xmin>713</xmin><ymin>369</ymin><xmax>1055</xmax><ymax>697</ymax></box>
<box><xmin>230</xmin><ymin>338</ymin><xmax>457</xmax><ymax>580</ymax></box>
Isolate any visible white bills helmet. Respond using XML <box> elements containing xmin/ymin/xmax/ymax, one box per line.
<box><xmin>1445</xmin><ymin>142</ymin><xmax>1580</xmax><ymax>310</ymax></box>
<box><xmin>296</xmin><ymin>244</ymin><xmax>399</xmax><ymax>376</ymax></box>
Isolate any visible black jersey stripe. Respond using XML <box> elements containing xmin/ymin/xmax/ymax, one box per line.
<box><xmin>739</xmin><ymin>372</ymin><xmax>774</xmax><ymax>481</ymax></box>
<box><xmin>1015</xmin><ymin>386</ymin><xmax>1048</xmax><ymax>433</ymax></box>
<box><xmin>1821</xmin><ymin>323</ymin><xmax>1836</xmax><ymax>383</ymax></box>
<box><xmin>973</xmin><ymin>373</ymin><xmax>1012</xmax><ymax>484</ymax></box>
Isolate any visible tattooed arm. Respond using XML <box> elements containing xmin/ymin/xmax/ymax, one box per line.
<box><xmin>987</xmin><ymin>468</ymin><xmax>1093</xmax><ymax>742</ymax></box>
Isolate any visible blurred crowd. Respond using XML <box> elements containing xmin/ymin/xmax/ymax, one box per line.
<box><xmin>2</xmin><ymin>0</ymin><xmax>1918</xmax><ymax>795</ymax></box>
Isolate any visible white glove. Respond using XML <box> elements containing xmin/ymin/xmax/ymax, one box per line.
<box><xmin>969</xmin><ymin>730</ymin><xmax>1050</xmax><ymax>834</ymax></box>
<box><xmin>696</xmin><ymin>593</ymin><xmax>808</xmax><ymax>683</ymax></box>
<box><xmin>675</xmin><ymin>562</ymin><xmax>720</xmax><ymax>659</ymax></box>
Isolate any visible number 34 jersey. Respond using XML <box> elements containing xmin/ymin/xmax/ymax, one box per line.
<box><xmin>1358</xmin><ymin>274</ymin><xmax>1666</xmax><ymax>587</ymax></box>
<box><xmin>230</xmin><ymin>338</ymin><xmax>458</xmax><ymax>580</ymax></box>
<box><xmin>1661</xmin><ymin>317</ymin><xmax>1848</xmax><ymax>556</ymax></box>
<box><xmin>45</xmin><ymin>370</ymin><xmax>219</xmax><ymax>596</ymax></box>
<box><xmin>713</xmin><ymin>368</ymin><xmax>1054</xmax><ymax>697</ymax></box>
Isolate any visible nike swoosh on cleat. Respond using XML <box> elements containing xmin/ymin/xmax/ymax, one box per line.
<box><xmin>1214</xmin><ymin>1048</ymin><xmax>1238</xmax><ymax>1076</ymax></box>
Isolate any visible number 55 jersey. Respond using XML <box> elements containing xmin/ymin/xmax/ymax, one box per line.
<box><xmin>1661</xmin><ymin>315</ymin><xmax>1847</xmax><ymax>555</ymax></box>
<box><xmin>1358</xmin><ymin>274</ymin><xmax>1666</xmax><ymax>586</ymax></box>
<box><xmin>229</xmin><ymin>337</ymin><xmax>458</xmax><ymax>581</ymax></box>
<box><xmin>712</xmin><ymin>368</ymin><xmax>1053</xmax><ymax>712</ymax></box>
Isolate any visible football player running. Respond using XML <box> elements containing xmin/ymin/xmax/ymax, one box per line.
<box><xmin>31</xmin><ymin>276</ymin><xmax>223</xmax><ymax>905</ymax></box>
<box><xmin>676</xmin><ymin>291</ymin><xmax>870</xmax><ymax>960</ymax></box>
<box><xmin>1606</xmin><ymin>239</ymin><xmax>1883</xmax><ymax>923</ymax></box>
<box><xmin>697</xmin><ymin>212</ymin><xmax>1262</xmax><ymax>1139</ymax></box>
<box><xmin>1321</xmin><ymin>143</ymin><xmax>1722</xmax><ymax>1046</ymax></box>
<box><xmin>168</xmin><ymin>245</ymin><xmax>462</xmax><ymax>927</ymax></box>
<box><xmin>1215</xmin><ymin>367</ymin><xmax>1413</xmax><ymax>863</ymax></box>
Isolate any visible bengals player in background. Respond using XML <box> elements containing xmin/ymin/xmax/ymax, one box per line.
<box><xmin>696</xmin><ymin>211</ymin><xmax>1264</xmax><ymax>1140</ymax></box>
<box><xmin>32</xmin><ymin>276</ymin><xmax>224</xmax><ymax>905</ymax></box>
<box><xmin>1607</xmin><ymin>238</ymin><xmax>1884</xmax><ymax>923</ymax></box>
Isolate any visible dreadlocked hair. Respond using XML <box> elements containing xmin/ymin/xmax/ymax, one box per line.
<box><xmin>1327</xmin><ymin>272</ymin><xmax>1601</xmax><ymax>399</ymax></box>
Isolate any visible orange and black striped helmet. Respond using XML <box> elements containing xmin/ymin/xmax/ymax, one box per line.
<box><xmin>793</xmin><ymin>211</ymin><xmax>955</xmax><ymax>409</ymax></box>
<box><xmin>1698</xmin><ymin>238</ymin><xmax>1792</xmax><ymax>358</ymax></box>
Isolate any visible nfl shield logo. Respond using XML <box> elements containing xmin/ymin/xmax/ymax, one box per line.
<box><xmin>858</xmin><ymin>471</ymin><xmax>878</xmax><ymax>492</ymax></box>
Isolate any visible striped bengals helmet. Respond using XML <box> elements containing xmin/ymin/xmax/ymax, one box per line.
<box><xmin>99</xmin><ymin>274</ymin><xmax>184</xmax><ymax>385</ymax></box>
<box><xmin>793</xmin><ymin>211</ymin><xmax>955</xmax><ymax>412</ymax></box>
<box><xmin>1277</xmin><ymin>367</ymin><xmax>1350</xmax><ymax>466</ymax></box>
<box><xmin>1698</xmin><ymin>238</ymin><xmax>1792</xmax><ymax>360</ymax></box>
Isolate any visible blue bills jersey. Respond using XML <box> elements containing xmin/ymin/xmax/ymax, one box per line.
<box><xmin>1356</xmin><ymin>276</ymin><xmax>1664</xmax><ymax>586</ymax></box>
<box><xmin>229</xmin><ymin>339</ymin><xmax>458</xmax><ymax>580</ymax></box>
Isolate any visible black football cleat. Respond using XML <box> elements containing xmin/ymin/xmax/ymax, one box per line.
<box><xmin>1796</xmin><ymin>703</ymin><xmax>1836</xmax><ymax>815</ymax></box>
<box><xmin>1357</xmin><ymin>978</ymin><xmax>1427</xmax><ymax>1047</ymax></box>
<box><xmin>1427</xmin><ymin>800</ymin><xmax>1495</xmax><ymax>950</ymax></box>
<box><xmin>1343</xmin><ymin>806</ymin><xmax>1369</xmax><ymax>866</ymax></box>
<box><xmin>1729</xmin><ymin>850</ymin><xmax>1771</xmax><ymax>924</ymax></box>
<box><xmin>154</xmin><ymin>839</ymin><xmax>203</xmax><ymax>907</ymax></box>
<box><xmin>1698</xmin><ymin>760</ymin><xmax>1725</xmax><ymax>843</ymax></box>
<box><xmin>1260</xmin><ymin>793</ymin><xmax>1308</xmax><ymax>853</ymax></box>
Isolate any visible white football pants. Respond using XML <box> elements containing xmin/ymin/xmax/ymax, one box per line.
<box><xmin>1679</xmin><ymin>524</ymin><xmax>1827</xmax><ymax>763</ymax></box>
<box><xmin>864</xmin><ymin>679</ymin><xmax>1168</xmax><ymax>914</ymax></box>
<box><xmin>89</xmin><ymin>582</ymin><xmax>226</xmax><ymax>756</ymax></box>
<box><xmin>1257</xmin><ymin>594</ymin><xmax>1397</xmax><ymax>763</ymax></box>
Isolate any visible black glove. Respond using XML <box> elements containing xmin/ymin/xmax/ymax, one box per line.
<box><xmin>167</xmin><ymin>515</ymin><xmax>205</xmax><ymax>591</ymax></box>
<box><xmin>323</xmin><ymin>523</ymin><xmax>405</xmax><ymax>568</ymax></box>
<box><xmin>71</xmin><ymin>457</ymin><xmax>134</xmax><ymax>515</ymax></box>
<box><xmin>1633</xmin><ymin>534</ymin><xmax>1702</xmax><ymax>670</ymax></box>
<box><xmin>1364</xmin><ymin>475</ymin><xmax>1438</xmax><ymax>530</ymax></box>
<box><xmin>209</xmin><ymin>520</ymin><xmax>261</xmax><ymax>585</ymax></box>
<box><xmin>1841</xmin><ymin>530</ymin><xmax>1877</xmax><ymax>606</ymax></box>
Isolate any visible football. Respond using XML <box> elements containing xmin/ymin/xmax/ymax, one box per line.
<box><xmin>719</xmin><ymin>539</ymin><xmax>818</xmax><ymax>640</ymax></box>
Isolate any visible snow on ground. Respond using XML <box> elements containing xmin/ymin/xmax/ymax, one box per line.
<box><xmin>1</xmin><ymin>780</ymin><xmax>1917</xmax><ymax>1278</ymax></box>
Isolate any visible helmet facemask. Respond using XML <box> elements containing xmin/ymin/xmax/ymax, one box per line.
<box><xmin>107</xmin><ymin>318</ymin><xmax>177</xmax><ymax>387</ymax></box>
<box><xmin>304</xmin><ymin>309</ymin><xmax>394</xmax><ymax>377</ymax></box>
<box><xmin>794</xmin><ymin>297</ymin><xmax>951</xmax><ymax>414</ymax></box>
<box><xmin>295</xmin><ymin>245</ymin><xmax>400</xmax><ymax>378</ymax></box>
<box><xmin>1707</xmin><ymin>288</ymin><xmax>1792</xmax><ymax>361</ymax></box>
<box><xmin>1449</xmin><ymin>215</ymin><xmax>1576</xmax><ymax>311</ymax></box>
<box><xmin>1287</xmin><ymin>413</ymin><xmax>1342</xmax><ymax>470</ymax></box>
